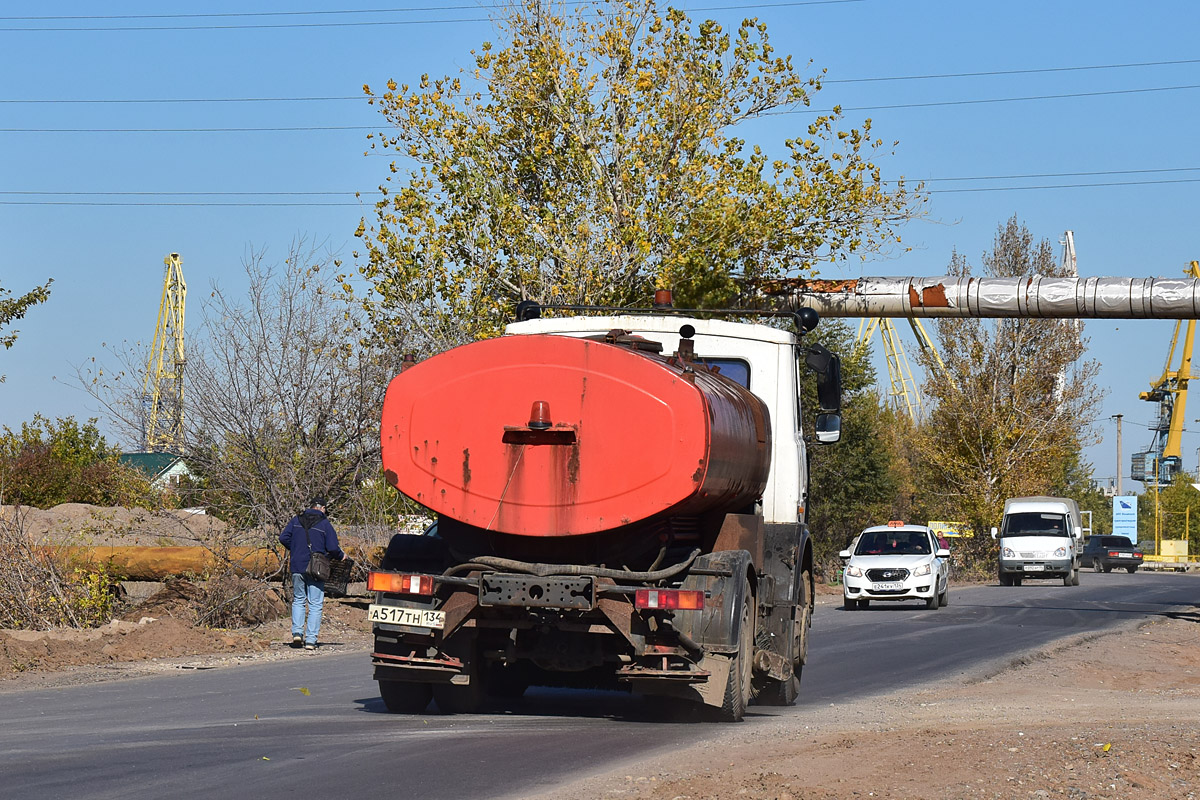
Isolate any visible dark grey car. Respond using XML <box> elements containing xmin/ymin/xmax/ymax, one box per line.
<box><xmin>1081</xmin><ymin>535</ymin><xmax>1143</xmax><ymax>573</ymax></box>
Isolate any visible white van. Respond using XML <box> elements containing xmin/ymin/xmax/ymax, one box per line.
<box><xmin>991</xmin><ymin>496</ymin><xmax>1083</xmax><ymax>587</ymax></box>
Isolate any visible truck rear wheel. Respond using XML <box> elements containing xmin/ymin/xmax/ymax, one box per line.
<box><xmin>378</xmin><ymin>680</ymin><xmax>432</xmax><ymax>714</ymax></box>
<box><xmin>795</xmin><ymin>568</ymin><xmax>812</xmax><ymax>668</ymax></box>
<box><xmin>759</xmin><ymin>569</ymin><xmax>809</xmax><ymax>707</ymax></box>
<box><xmin>488</xmin><ymin>664</ymin><xmax>530</xmax><ymax>699</ymax></box>
<box><xmin>433</xmin><ymin>680</ymin><xmax>487</xmax><ymax>714</ymax></box>
<box><xmin>756</xmin><ymin>675</ymin><xmax>799</xmax><ymax>706</ymax></box>
<box><xmin>717</xmin><ymin>576</ymin><xmax>755</xmax><ymax>722</ymax></box>
<box><xmin>433</xmin><ymin>635</ymin><xmax>487</xmax><ymax>714</ymax></box>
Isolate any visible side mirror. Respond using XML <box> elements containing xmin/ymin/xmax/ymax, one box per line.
<box><xmin>815</xmin><ymin>413</ymin><xmax>841</xmax><ymax>444</ymax></box>
<box><xmin>805</xmin><ymin>343</ymin><xmax>843</xmax><ymax>414</ymax></box>
<box><xmin>838</xmin><ymin>549</ymin><xmax>851</xmax><ymax>559</ymax></box>
<box><xmin>1073</xmin><ymin>526</ymin><xmax>1082</xmax><ymax>539</ymax></box>
<box><xmin>936</xmin><ymin>548</ymin><xmax>951</xmax><ymax>558</ymax></box>
<box><xmin>990</xmin><ymin>526</ymin><xmax>998</xmax><ymax>540</ymax></box>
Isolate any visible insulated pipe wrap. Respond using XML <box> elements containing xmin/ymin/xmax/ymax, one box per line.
<box><xmin>781</xmin><ymin>276</ymin><xmax>1200</xmax><ymax>319</ymax></box>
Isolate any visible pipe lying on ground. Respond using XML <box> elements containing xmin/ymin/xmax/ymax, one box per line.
<box><xmin>772</xmin><ymin>275</ymin><xmax>1200</xmax><ymax>319</ymax></box>
<box><xmin>37</xmin><ymin>546</ymin><xmax>282</xmax><ymax>581</ymax></box>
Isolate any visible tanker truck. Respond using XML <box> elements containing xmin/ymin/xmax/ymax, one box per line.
<box><xmin>367</xmin><ymin>293</ymin><xmax>842</xmax><ymax>721</ymax></box>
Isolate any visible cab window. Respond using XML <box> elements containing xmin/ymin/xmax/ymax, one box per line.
<box><xmin>702</xmin><ymin>358</ymin><xmax>750</xmax><ymax>389</ymax></box>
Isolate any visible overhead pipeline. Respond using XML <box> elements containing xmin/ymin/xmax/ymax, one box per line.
<box><xmin>773</xmin><ymin>276</ymin><xmax>1200</xmax><ymax>319</ymax></box>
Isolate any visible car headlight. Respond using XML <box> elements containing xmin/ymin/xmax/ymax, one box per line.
<box><xmin>912</xmin><ymin>563</ymin><xmax>931</xmax><ymax>577</ymax></box>
<box><xmin>845</xmin><ymin>565</ymin><xmax>864</xmax><ymax>577</ymax></box>
<box><xmin>1054</xmin><ymin>547</ymin><xmax>1067</xmax><ymax>558</ymax></box>
<box><xmin>1002</xmin><ymin>547</ymin><xmax>1016</xmax><ymax>559</ymax></box>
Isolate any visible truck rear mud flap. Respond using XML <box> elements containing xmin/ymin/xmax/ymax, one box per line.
<box><xmin>624</xmin><ymin>653</ymin><xmax>733</xmax><ymax>707</ymax></box>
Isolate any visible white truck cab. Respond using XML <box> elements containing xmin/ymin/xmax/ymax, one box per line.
<box><xmin>991</xmin><ymin>496</ymin><xmax>1084</xmax><ymax>587</ymax></box>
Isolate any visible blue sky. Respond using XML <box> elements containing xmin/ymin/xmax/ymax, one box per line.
<box><xmin>2</xmin><ymin>0</ymin><xmax>1199</xmax><ymax>490</ymax></box>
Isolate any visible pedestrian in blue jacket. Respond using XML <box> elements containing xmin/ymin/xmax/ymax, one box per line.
<box><xmin>279</xmin><ymin>497</ymin><xmax>344</xmax><ymax>650</ymax></box>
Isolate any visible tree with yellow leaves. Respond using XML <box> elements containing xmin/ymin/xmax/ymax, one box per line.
<box><xmin>353</xmin><ymin>0</ymin><xmax>922</xmax><ymax>350</ymax></box>
<box><xmin>916</xmin><ymin>216</ymin><xmax>1104</xmax><ymax>544</ymax></box>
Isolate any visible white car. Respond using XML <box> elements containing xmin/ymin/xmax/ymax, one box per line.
<box><xmin>840</xmin><ymin>523</ymin><xmax>951</xmax><ymax>610</ymax></box>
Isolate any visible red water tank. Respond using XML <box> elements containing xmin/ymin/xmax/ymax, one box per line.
<box><xmin>381</xmin><ymin>334</ymin><xmax>771</xmax><ymax>537</ymax></box>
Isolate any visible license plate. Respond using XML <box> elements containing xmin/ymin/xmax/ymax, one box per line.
<box><xmin>1118</xmin><ymin>552</ymin><xmax>1132</xmax><ymax>558</ymax></box>
<box><xmin>368</xmin><ymin>604</ymin><xmax>445</xmax><ymax>629</ymax></box>
<box><xmin>1025</xmin><ymin>564</ymin><xmax>1045</xmax><ymax>571</ymax></box>
<box><xmin>871</xmin><ymin>582</ymin><xmax>904</xmax><ymax>592</ymax></box>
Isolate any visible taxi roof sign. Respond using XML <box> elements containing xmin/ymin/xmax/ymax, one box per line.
<box><xmin>886</xmin><ymin>520</ymin><xmax>905</xmax><ymax>527</ymax></box>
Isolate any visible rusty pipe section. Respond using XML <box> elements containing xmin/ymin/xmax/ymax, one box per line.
<box><xmin>775</xmin><ymin>276</ymin><xmax>1200</xmax><ymax>319</ymax></box>
<box><xmin>37</xmin><ymin>546</ymin><xmax>282</xmax><ymax>581</ymax></box>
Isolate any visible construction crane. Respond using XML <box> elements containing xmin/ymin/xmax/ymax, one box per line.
<box><xmin>855</xmin><ymin>317</ymin><xmax>944</xmax><ymax>422</ymax></box>
<box><xmin>142</xmin><ymin>253</ymin><xmax>186</xmax><ymax>453</ymax></box>
<box><xmin>1131</xmin><ymin>261</ymin><xmax>1200</xmax><ymax>487</ymax></box>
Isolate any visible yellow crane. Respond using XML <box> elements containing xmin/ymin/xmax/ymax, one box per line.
<box><xmin>856</xmin><ymin>317</ymin><xmax>944</xmax><ymax>422</ymax></box>
<box><xmin>142</xmin><ymin>253</ymin><xmax>186</xmax><ymax>453</ymax></box>
<box><xmin>1132</xmin><ymin>260</ymin><xmax>1200</xmax><ymax>487</ymax></box>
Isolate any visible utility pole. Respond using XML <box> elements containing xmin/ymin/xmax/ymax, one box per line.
<box><xmin>1113</xmin><ymin>414</ymin><xmax>1124</xmax><ymax>495</ymax></box>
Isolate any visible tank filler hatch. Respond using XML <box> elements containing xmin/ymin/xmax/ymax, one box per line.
<box><xmin>580</xmin><ymin>329</ymin><xmax>665</xmax><ymax>353</ymax></box>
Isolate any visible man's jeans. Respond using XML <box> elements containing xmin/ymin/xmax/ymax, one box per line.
<box><xmin>291</xmin><ymin>573</ymin><xmax>325</xmax><ymax>645</ymax></box>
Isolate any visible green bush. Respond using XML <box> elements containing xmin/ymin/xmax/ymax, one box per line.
<box><xmin>0</xmin><ymin>415</ymin><xmax>156</xmax><ymax>508</ymax></box>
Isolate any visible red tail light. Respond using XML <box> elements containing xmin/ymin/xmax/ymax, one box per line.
<box><xmin>635</xmin><ymin>589</ymin><xmax>704</xmax><ymax>610</ymax></box>
<box><xmin>1108</xmin><ymin>551</ymin><xmax>1120</xmax><ymax>557</ymax></box>
<box><xmin>368</xmin><ymin>572</ymin><xmax>435</xmax><ymax>595</ymax></box>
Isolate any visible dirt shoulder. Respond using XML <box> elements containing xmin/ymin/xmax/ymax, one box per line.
<box><xmin>0</xmin><ymin>593</ymin><xmax>373</xmax><ymax>693</ymax></box>
<box><xmin>536</xmin><ymin>600</ymin><xmax>1200</xmax><ymax>800</ymax></box>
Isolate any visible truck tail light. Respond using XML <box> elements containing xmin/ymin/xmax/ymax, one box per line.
<box><xmin>635</xmin><ymin>589</ymin><xmax>704</xmax><ymax>610</ymax></box>
<box><xmin>368</xmin><ymin>572</ymin><xmax>435</xmax><ymax>596</ymax></box>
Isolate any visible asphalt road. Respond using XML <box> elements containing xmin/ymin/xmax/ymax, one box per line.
<box><xmin>1</xmin><ymin>572</ymin><xmax>1195</xmax><ymax>800</ymax></box>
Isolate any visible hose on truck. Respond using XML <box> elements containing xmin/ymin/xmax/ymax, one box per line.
<box><xmin>443</xmin><ymin>547</ymin><xmax>702</xmax><ymax>583</ymax></box>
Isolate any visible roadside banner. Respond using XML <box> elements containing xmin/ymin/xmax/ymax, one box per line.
<box><xmin>928</xmin><ymin>520</ymin><xmax>972</xmax><ymax>538</ymax></box>
<box><xmin>1112</xmin><ymin>495</ymin><xmax>1138</xmax><ymax>540</ymax></box>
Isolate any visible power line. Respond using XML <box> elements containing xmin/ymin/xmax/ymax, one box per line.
<box><xmin>6</xmin><ymin>83</ymin><xmax>1197</xmax><ymax>131</ymax></box>
<box><xmin>929</xmin><ymin>177</ymin><xmax>1200</xmax><ymax>194</ymax></box>
<box><xmin>0</xmin><ymin>15</ymin><xmax>490</xmax><ymax>31</ymax></box>
<box><xmin>0</xmin><ymin>1</ymin><xmax>861</xmax><ymax>31</ymax></box>
<box><xmin>0</xmin><ymin>200</ymin><xmax>362</xmax><ymax>207</ymax></box>
<box><xmin>825</xmin><ymin>58</ymin><xmax>1200</xmax><ymax>84</ymax></box>
<box><xmin>915</xmin><ymin>166</ymin><xmax>1200</xmax><ymax>183</ymax></box>
<box><xmin>0</xmin><ymin>4</ymin><xmax>521</xmax><ymax>20</ymax></box>
<box><xmin>0</xmin><ymin>96</ymin><xmax>365</xmax><ymax>104</ymax></box>
<box><xmin>774</xmin><ymin>83</ymin><xmax>1200</xmax><ymax>116</ymax></box>
<box><xmin>3</xmin><ymin>57</ymin><xmax>1197</xmax><ymax>105</ymax></box>
<box><xmin>7</xmin><ymin>167</ymin><xmax>1200</xmax><ymax>197</ymax></box>
<box><xmin>5</xmin><ymin>177</ymin><xmax>1200</xmax><ymax>206</ymax></box>
<box><xmin>0</xmin><ymin>191</ymin><xmax>357</xmax><ymax>196</ymax></box>
<box><xmin>0</xmin><ymin>125</ymin><xmax>370</xmax><ymax>132</ymax></box>
<box><xmin>0</xmin><ymin>1</ymin><xmax>859</xmax><ymax>21</ymax></box>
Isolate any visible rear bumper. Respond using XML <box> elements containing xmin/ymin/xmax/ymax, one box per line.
<box><xmin>1094</xmin><ymin>556</ymin><xmax>1143</xmax><ymax>569</ymax></box>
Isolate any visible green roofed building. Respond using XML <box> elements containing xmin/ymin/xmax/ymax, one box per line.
<box><xmin>118</xmin><ymin>452</ymin><xmax>191</xmax><ymax>490</ymax></box>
